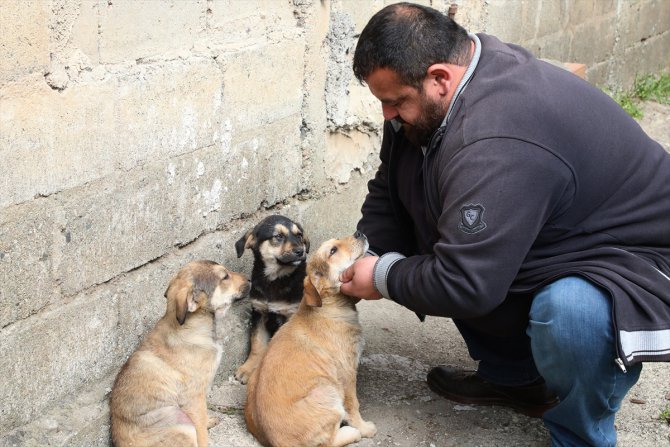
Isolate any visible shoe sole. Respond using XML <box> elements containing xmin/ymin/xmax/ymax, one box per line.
<box><xmin>426</xmin><ymin>380</ymin><xmax>558</xmax><ymax>419</ymax></box>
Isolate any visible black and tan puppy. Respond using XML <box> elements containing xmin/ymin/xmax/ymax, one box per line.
<box><xmin>110</xmin><ymin>260</ymin><xmax>250</xmax><ymax>447</ymax></box>
<box><xmin>245</xmin><ymin>232</ymin><xmax>376</xmax><ymax>447</ymax></box>
<box><xmin>233</xmin><ymin>214</ymin><xmax>310</xmax><ymax>384</ymax></box>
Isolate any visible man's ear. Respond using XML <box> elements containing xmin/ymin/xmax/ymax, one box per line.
<box><xmin>303</xmin><ymin>276</ymin><xmax>322</xmax><ymax>307</ymax></box>
<box><xmin>426</xmin><ymin>63</ymin><xmax>453</xmax><ymax>96</ymax></box>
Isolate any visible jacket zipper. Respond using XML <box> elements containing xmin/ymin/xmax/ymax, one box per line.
<box><xmin>615</xmin><ymin>358</ymin><xmax>627</xmax><ymax>373</ymax></box>
<box><xmin>422</xmin><ymin>126</ymin><xmax>447</xmax><ymax>225</ymax></box>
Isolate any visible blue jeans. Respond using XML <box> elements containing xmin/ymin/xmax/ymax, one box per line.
<box><xmin>456</xmin><ymin>276</ymin><xmax>643</xmax><ymax>446</ymax></box>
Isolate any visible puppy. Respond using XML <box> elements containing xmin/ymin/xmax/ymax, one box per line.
<box><xmin>245</xmin><ymin>231</ymin><xmax>377</xmax><ymax>447</ymax></box>
<box><xmin>234</xmin><ymin>215</ymin><xmax>309</xmax><ymax>384</ymax></box>
<box><xmin>110</xmin><ymin>260</ymin><xmax>251</xmax><ymax>447</ymax></box>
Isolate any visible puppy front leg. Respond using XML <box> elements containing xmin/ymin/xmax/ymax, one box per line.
<box><xmin>185</xmin><ymin>396</ymin><xmax>210</xmax><ymax>447</ymax></box>
<box><xmin>235</xmin><ymin>312</ymin><xmax>270</xmax><ymax>384</ymax></box>
<box><xmin>343</xmin><ymin>379</ymin><xmax>376</xmax><ymax>439</ymax></box>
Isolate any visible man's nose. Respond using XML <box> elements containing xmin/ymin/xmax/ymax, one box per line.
<box><xmin>381</xmin><ymin>103</ymin><xmax>399</xmax><ymax>121</ymax></box>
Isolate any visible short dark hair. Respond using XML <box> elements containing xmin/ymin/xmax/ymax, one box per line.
<box><xmin>353</xmin><ymin>2</ymin><xmax>471</xmax><ymax>89</ymax></box>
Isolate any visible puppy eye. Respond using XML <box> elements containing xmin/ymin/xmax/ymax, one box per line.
<box><xmin>296</xmin><ymin>232</ymin><xmax>303</xmax><ymax>240</ymax></box>
<box><xmin>221</xmin><ymin>273</ymin><xmax>229</xmax><ymax>281</ymax></box>
<box><xmin>329</xmin><ymin>246</ymin><xmax>337</xmax><ymax>256</ymax></box>
<box><xmin>274</xmin><ymin>234</ymin><xmax>285</xmax><ymax>242</ymax></box>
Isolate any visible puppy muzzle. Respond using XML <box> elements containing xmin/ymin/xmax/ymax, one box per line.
<box><xmin>276</xmin><ymin>252</ymin><xmax>306</xmax><ymax>266</ymax></box>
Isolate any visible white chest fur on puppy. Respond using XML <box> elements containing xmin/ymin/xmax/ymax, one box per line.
<box><xmin>244</xmin><ymin>232</ymin><xmax>377</xmax><ymax>447</ymax></box>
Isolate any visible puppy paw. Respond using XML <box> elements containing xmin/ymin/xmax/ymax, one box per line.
<box><xmin>234</xmin><ymin>363</ymin><xmax>255</xmax><ymax>384</ymax></box>
<box><xmin>359</xmin><ymin>421</ymin><xmax>377</xmax><ymax>438</ymax></box>
<box><xmin>207</xmin><ymin>415</ymin><xmax>221</xmax><ymax>429</ymax></box>
<box><xmin>333</xmin><ymin>426</ymin><xmax>361</xmax><ymax>447</ymax></box>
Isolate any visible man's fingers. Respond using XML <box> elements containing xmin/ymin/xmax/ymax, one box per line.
<box><xmin>340</xmin><ymin>281</ymin><xmax>353</xmax><ymax>296</ymax></box>
<box><xmin>340</xmin><ymin>265</ymin><xmax>354</xmax><ymax>283</ymax></box>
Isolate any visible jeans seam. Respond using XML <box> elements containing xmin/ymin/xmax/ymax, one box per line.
<box><xmin>593</xmin><ymin>373</ymin><xmax>617</xmax><ymax>447</ymax></box>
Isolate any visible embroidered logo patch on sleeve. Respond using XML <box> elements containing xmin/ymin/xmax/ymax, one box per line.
<box><xmin>458</xmin><ymin>204</ymin><xmax>487</xmax><ymax>234</ymax></box>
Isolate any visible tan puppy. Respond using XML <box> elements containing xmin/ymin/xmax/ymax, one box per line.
<box><xmin>110</xmin><ymin>260</ymin><xmax>250</xmax><ymax>447</ymax></box>
<box><xmin>245</xmin><ymin>232</ymin><xmax>377</xmax><ymax>447</ymax></box>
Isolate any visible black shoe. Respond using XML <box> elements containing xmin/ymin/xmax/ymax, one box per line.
<box><xmin>426</xmin><ymin>366</ymin><xmax>559</xmax><ymax>418</ymax></box>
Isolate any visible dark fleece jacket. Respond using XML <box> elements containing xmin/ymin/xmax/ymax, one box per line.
<box><xmin>358</xmin><ymin>34</ymin><xmax>670</xmax><ymax>367</ymax></box>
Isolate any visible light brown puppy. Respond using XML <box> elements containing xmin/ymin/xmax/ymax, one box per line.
<box><xmin>245</xmin><ymin>232</ymin><xmax>377</xmax><ymax>447</ymax></box>
<box><xmin>110</xmin><ymin>260</ymin><xmax>250</xmax><ymax>447</ymax></box>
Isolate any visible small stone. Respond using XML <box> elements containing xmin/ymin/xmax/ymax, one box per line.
<box><xmin>629</xmin><ymin>398</ymin><xmax>646</xmax><ymax>405</ymax></box>
<box><xmin>40</xmin><ymin>419</ymin><xmax>59</xmax><ymax>430</ymax></box>
<box><xmin>453</xmin><ymin>404</ymin><xmax>477</xmax><ymax>411</ymax></box>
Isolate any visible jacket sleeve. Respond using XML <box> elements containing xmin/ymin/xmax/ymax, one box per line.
<box><xmin>357</xmin><ymin>121</ymin><xmax>416</xmax><ymax>256</ymax></box>
<box><xmin>384</xmin><ymin>138</ymin><xmax>574</xmax><ymax>318</ymax></box>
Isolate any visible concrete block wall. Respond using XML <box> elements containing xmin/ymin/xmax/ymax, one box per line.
<box><xmin>0</xmin><ymin>0</ymin><xmax>668</xmax><ymax>443</ymax></box>
<box><xmin>456</xmin><ymin>0</ymin><xmax>670</xmax><ymax>88</ymax></box>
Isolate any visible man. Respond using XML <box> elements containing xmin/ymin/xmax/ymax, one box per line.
<box><xmin>340</xmin><ymin>2</ymin><xmax>670</xmax><ymax>446</ymax></box>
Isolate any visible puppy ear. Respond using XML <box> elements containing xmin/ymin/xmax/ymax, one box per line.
<box><xmin>234</xmin><ymin>231</ymin><xmax>255</xmax><ymax>258</ymax></box>
<box><xmin>296</xmin><ymin>223</ymin><xmax>310</xmax><ymax>253</ymax></box>
<box><xmin>172</xmin><ymin>284</ymin><xmax>195</xmax><ymax>325</ymax></box>
<box><xmin>303</xmin><ymin>276</ymin><xmax>322</xmax><ymax>307</ymax></box>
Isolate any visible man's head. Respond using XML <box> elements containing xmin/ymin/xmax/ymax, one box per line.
<box><xmin>353</xmin><ymin>2</ymin><xmax>470</xmax><ymax>87</ymax></box>
<box><xmin>353</xmin><ymin>2</ymin><xmax>471</xmax><ymax>145</ymax></box>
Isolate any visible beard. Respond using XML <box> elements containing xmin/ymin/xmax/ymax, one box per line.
<box><xmin>399</xmin><ymin>94</ymin><xmax>449</xmax><ymax>147</ymax></box>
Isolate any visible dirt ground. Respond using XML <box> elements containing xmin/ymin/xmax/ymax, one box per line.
<box><xmin>207</xmin><ymin>100</ymin><xmax>670</xmax><ymax>447</ymax></box>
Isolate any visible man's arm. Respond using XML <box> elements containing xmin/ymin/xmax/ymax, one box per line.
<box><xmin>356</xmin><ymin>139</ymin><xmax>574</xmax><ymax>316</ymax></box>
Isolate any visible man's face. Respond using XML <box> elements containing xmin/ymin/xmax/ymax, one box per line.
<box><xmin>366</xmin><ymin>67</ymin><xmax>448</xmax><ymax>146</ymax></box>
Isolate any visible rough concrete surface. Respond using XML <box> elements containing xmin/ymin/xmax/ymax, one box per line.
<box><xmin>204</xmin><ymin>101</ymin><xmax>670</xmax><ymax>447</ymax></box>
<box><xmin>207</xmin><ymin>301</ymin><xmax>670</xmax><ymax>447</ymax></box>
<box><xmin>1</xmin><ymin>102</ymin><xmax>668</xmax><ymax>447</ymax></box>
<box><xmin>2</xmin><ymin>1</ymin><xmax>669</xmax><ymax>442</ymax></box>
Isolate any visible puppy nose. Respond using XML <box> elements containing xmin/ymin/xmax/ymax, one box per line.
<box><xmin>354</xmin><ymin>231</ymin><xmax>364</xmax><ymax>239</ymax></box>
<box><xmin>293</xmin><ymin>248</ymin><xmax>304</xmax><ymax>257</ymax></box>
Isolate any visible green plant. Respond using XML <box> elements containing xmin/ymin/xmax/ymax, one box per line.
<box><xmin>660</xmin><ymin>406</ymin><xmax>670</xmax><ymax>425</ymax></box>
<box><xmin>605</xmin><ymin>72</ymin><xmax>670</xmax><ymax>119</ymax></box>
<box><xmin>612</xmin><ymin>90</ymin><xmax>644</xmax><ymax>118</ymax></box>
<box><xmin>633</xmin><ymin>73</ymin><xmax>670</xmax><ymax>104</ymax></box>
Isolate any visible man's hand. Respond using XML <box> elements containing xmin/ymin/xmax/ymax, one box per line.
<box><xmin>339</xmin><ymin>256</ymin><xmax>383</xmax><ymax>300</ymax></box>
